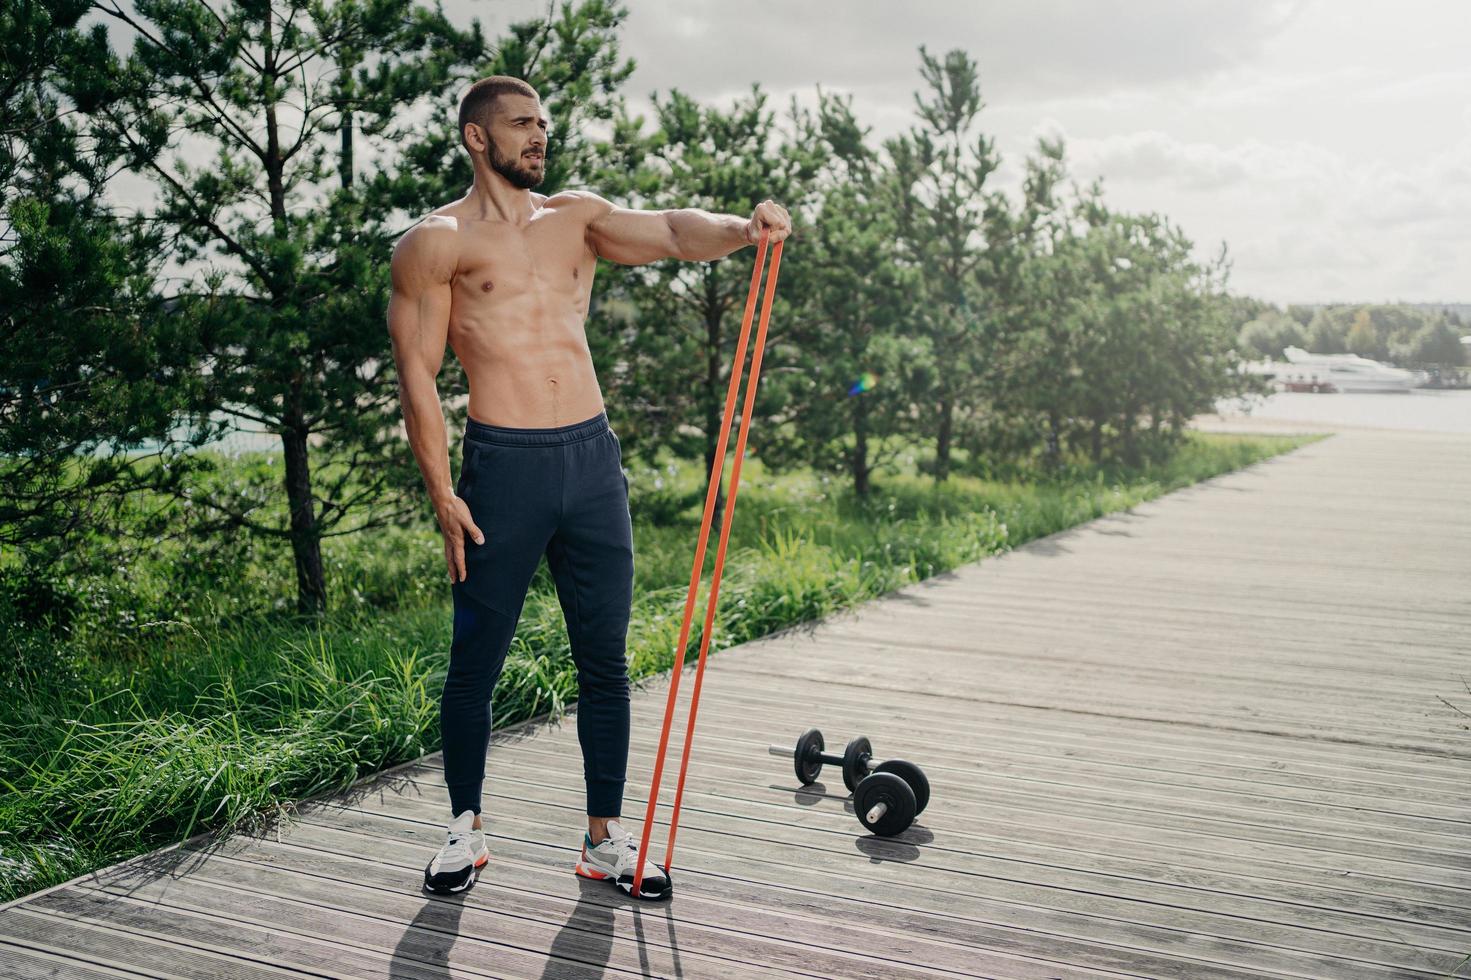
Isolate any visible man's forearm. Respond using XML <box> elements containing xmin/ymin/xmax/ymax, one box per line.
<box><xmin>668</xmin><ymin>208</ymin><xmax>749</xmax><ymax>262</ymax></box>
<box><xmin>398</xmin><ymin>376</ymin><xmax>454</xmax><ymax>506</ymax></box>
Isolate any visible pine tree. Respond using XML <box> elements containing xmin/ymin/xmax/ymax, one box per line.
<box><xmin>755</xmin><ymin>88</ymin><xmax>925</xmax><ymax>497</ymax></box>
<box><xmin>882</xmin><ymin>46</ymin><xmax>1000</xmax><ymax>483</ymax></box>
<box><xmin>1</xmin><ymin>0</ymin><xmax>218</xmax><ymax>596</ymax></box>
<box><xmin>78</xmin><ymin>0</ymin><xmax>629</xmax><ymax>614</ymax></box>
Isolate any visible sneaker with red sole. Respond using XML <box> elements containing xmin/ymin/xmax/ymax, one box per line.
<box><xmin>423</xmin><ymin>808</ymin><xmax>489</xmax><ymax>895</ymax></box>
<box><xmin>573</xmin><ymin>819</ymin><xmax>671</xmax><ymax>900</ymax></box>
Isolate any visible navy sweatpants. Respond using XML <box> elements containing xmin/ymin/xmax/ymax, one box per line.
<box><xmin>442</xmin><ymin>410</ymin><xmax>633</xmax><ymax>819</ymax></box>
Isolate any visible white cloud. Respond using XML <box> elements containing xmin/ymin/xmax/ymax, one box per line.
<box><xmin>452</xmin><ymin>0</ymin><xmax>1303</xmax><ymax>108</ymax></box>
<box><xmin>579</xmin><ymin>0</ymin><xmax>1465</xmax><ymax>302</ymax></box>
<box><xmin>1359</xmin><ymin>68</ymin><xmax>1471</xmax><ymax>104</ymax></box>
<box><xmin>1049</xmin><ymin>124</ymin><xmax>1471</xmax><ymax>302</ymax></box>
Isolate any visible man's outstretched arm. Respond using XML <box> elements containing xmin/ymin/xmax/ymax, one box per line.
<box><xmin>580</xmin><ymin>191</ymin><xmax>791</xmax><ymax>265</ymax></box>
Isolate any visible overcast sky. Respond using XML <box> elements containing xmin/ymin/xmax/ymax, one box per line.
<box><xmin>454</xmin><ymin>0</ymin><xmax>1468</xmax><ymax>306</ymax></box>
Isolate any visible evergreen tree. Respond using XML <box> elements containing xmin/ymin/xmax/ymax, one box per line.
<box><xmin>79</xmin><ymin>0</ymin><xmax>629</xmax><ymax>614</ymax></box>
<box><xmin>980</xmin><ymin>135</ymin><xmax>1079</xmax><ymax>469</ymax></box>
<box><xmin>883</xmin><ymin>46</ymin><xmax>1000</xmax><ymax>483</ymax></box>
<box><xmin>755</xmin><ymin>88</ymin><xmax>925</xmax><ymax>497</ymax></box>
<box><xmin>1</xmin><ymin>0</ymin><xmax>219</xmax><ymax>600</ymax></box>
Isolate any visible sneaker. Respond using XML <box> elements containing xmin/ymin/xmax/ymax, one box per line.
<box><xmin>573</xmin><ymin>819</ymin><xmax>671</xmax><ymax>899</ymax></box>
<box><xmin>423</xmin><ymin>808</ymin><xmax>489</xmax><ymax>895</ymax></box>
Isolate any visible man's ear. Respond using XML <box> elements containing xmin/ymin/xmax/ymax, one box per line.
<box><xmin>464</xmin><ymin>122</ymin><xmax>487</xmax><ymax>153</ymax></box>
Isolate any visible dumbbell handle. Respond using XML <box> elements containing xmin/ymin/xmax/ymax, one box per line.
<box><xmin>768</xmin><ymin>743</ymin><xmax>893</xmax><ymax>824</ymax></box>
<box><xmin>766</xmin><ymin>744</ymin><xmax>877</xmax><ymax>771</ymax></box>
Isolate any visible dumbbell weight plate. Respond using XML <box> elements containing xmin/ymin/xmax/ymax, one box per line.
<box><xmin>873</xmin><ymin>759</ymin><xmax>929</xmax><ymax>815</ymax></box>
<box><xmin>853</xmin><ymin>772</ymin><xmax>917</xmax><ymax>836</ymax></box>
<box><xmin>793</xmin><ymin>728</ymin><xmax>825</xmax><ymax>785</ymax></box>
<box><xmin>842</xmin><ymin>736</ymin><xmax>872</xmax><ymax>793</ymax></box>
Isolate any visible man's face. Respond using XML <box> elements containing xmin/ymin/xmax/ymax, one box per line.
<box><xmin>477</xmin><ymin>96</ymin><xmax>549</xmax><ymax>190</ymax></box>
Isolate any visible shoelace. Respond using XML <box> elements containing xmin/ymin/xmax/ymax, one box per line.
<box><xmin>442</xmin><ymin>829</ymin><xmax>476</xmax><ymax>862</ymax></box>
<box><xmin>591</xmin><ymin>831</ymin><xmax>635</xmax><ymax>863</ymax></box>
<box><xmin>598</xmin><ymin>832</ymin><xmax>661</xmax><ymax>877</ymax></box>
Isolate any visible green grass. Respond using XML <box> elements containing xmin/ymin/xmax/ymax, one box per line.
<box><xmin>0</xmin><ymin>429</ymin><xmax>1318</xmax><ymax>904</ymax></box>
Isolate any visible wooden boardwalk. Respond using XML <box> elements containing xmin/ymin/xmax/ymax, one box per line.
<box><xmin>2</xmin><ymin>425</ymin><xmax>1468</xmax><ymax>979</ymax></box>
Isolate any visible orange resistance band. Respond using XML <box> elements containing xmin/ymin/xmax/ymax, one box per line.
<box><xmin>632</xmin><ymin>226</ymin><xmax>785</xmax><ymax>897</ymax></box>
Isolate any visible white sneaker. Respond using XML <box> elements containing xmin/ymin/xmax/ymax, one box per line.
<box><xmin>573</xmin><ymin>819</ymin><xmax>671</xmax><ymax>899</ymax></box>
<box><xmin>423</xmin><ymin>809</ymin><xmax>489</xmax><ymax>894</ymax></box>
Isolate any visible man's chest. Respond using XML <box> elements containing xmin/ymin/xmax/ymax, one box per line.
<box><xmin>450</xmin><ymin>215</ymin><xmax>595</xmax><ymax>304</ymax></box>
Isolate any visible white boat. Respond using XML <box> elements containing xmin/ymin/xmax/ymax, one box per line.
<box><xmin>1262</xmin><ymin>347</ymin><xmax>1426</xmax><ymax>393</ymax></box>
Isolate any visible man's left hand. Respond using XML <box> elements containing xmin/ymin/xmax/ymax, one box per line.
<box><xmin>745</xmin><ymin>199</ymin><xmax>792</xmax><ymax>244</ymax></box>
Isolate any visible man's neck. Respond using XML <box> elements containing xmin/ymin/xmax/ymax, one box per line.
<box><xmin>466</xmin><ymin>171</ymin><xmax>537</xmax><ymax>226</ymax></box>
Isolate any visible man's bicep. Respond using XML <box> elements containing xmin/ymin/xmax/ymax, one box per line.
<box><xmin>387</xmin><ymin>291</ymin><xmax>450</xmax><ymax>382</ymax></box>
<box><xmin>388</xmin><ymin>228</ymin><xmax>454</xmax><ymax>379</ymax></box>
<box><xmin>584</xmin><ymin>193</ymin><xmax>678</xmax><ymax>265</ymax></box>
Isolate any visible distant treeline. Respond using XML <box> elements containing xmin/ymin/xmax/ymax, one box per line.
<box><xmin>4</xmin><ymin>0</ymin><xmax>1259</xmax><ymax>614</ymax></box>
<box><xmin>1233</xmin><ymin>301</ymin><xmax>1467</xmax><ymax>367</ymax></box>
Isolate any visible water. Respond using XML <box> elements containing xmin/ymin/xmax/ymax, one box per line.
<box><xmin>98</xmin><ymin>391</ymin><xmax>1471</xmax><ymax>460</ymax></box>
<box><xmin>1213</xmin><ymin>390</ymin><xmax>1471</xmax><ymax>435</ymax></box>
<box><xmin>89</xmin><ymin>412</ymin><xmax>283</xmax><ymax>459</ymax></box>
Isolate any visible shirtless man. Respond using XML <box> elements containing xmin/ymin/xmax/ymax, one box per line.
<box><xmin>389</xmin><ymin>76</ymin><xmax>790</xmax><ymax>898</ymax></box>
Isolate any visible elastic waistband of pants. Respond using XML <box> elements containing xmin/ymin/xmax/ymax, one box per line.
<box><xmin>465</xmin><ymin>410</ymin><xmax>611</xmax><ymax>447</ymax></box>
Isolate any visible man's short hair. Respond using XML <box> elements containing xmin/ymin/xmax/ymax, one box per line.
<box><xmin>457</xmin><ymin>76</ymin><xmax>540</xmax><ymax>151</ymax></box>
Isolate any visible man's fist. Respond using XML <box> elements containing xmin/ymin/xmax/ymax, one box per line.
<box><xmin>745</xmin><ymin>199</ymin><xmax>792</xmax><ymax>244</ymax></box>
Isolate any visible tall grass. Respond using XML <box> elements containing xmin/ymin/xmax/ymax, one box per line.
<box><xmin>0</xmin><ymin>430</ymin><xmax>1316</xmax><ymax>903</ymax></box>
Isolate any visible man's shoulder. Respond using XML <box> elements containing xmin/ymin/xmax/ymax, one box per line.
<box><xmin>391</xmin><ymin>213</ymin><xmax>461</xmax><ymax>279</ymax></box>
<box><xmin>397</xmin><ymin>211</ymin><xmax>461</xmax><ymax>246</ymax></box>
<box><xmin>544</xmin><ymin>188</ymin><xmax>617</xmax><ymax>218</ymax></box>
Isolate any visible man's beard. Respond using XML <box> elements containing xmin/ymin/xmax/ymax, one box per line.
<box><xmin>486</xmin><ymin>140</ymin><xmax>544</xmax><ymax>190</ymax></box>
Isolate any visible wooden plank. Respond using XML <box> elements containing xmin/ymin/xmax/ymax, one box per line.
<box><xmin>0</xmin><ymin>940</ymin><xmax>157</xmax><ymax>980</ymax></box>
<box><xmin>19</xmin><ymin>885</ymin><xmax>706</xmax><ymax>980</ymax></box>
<box><xmin>146</xmin><ymin>824</ymin><xmax>1131</xmax><ymax>980</ymax></box>
<box><xmin>697</xmin><ymin>663</ymin><xmax>1468</xmax><ymax>759</ymax></box>
<box><xmin>811</xmin><ymin>620</ymin><xmax>1470</xmax><ymax>683</ymax></box>
<box><xmin>612</xmin><ymin>679</ymin><xmax>1471</xmax><ymax>806</ymax></box>
<box><xmin>620</xmin><ymin>657</ymin><xmax>1471</xmax><ymax>782</ymax></box>
<box><xmin>435</xmin><ymin>736</ymin><xmax>1471</xmax><ymax>881</ymax></box>
<box><xmin>0</xmin><ymin>905</ymin><xmax>298</xmax><ymax>979</ymax></box>
<box><xmin>414</xmin><ymin>743</ymin><xmax>1471</xmax><ymax>902</ymax></box>
<box><xmin>664</xmin><ymin>676</ymin><xmax>1471</xmax><ymax>790</ymax></box>
<box><xmin>345</xmin><ymin>770</ymin><xmax>1471</xmax><ymax>955</ymax></box>
<box><xmin>703</xmin><ymin>671</ymin><xmax>1471</xmax><ymax>761</ymax></box>
<box><xmin>511</xmin><ymin>687</ymin><xmax>1471</xmax><ymax>817</ymax></box>
<box><xmin>422</xmin><ymin>729</ymin><xmax>1471</xmax><ymax>872</ymax></box>
<box><xmin>274</xmin><ymin>802</ymin><xmax>1391</xmax><ymax>979</ymax></box>
<box><xmin>317</xmin><ymin>797</ymin><xmax>1467</xmax><ymax>979</ymax></box>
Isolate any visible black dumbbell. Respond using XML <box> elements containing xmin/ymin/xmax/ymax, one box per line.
<box><xmin>767</xmin><ymin>728</ymin><xmax>869</xmax><ymax>791</ymax></box>
<box><xmin>854</xmin><ymin>770</ymin><xmax>916</xmax><ymax>836</ymax></box>
<box><xmin>767</xmin><ymin>728</ymin><xmax>931</xmax><ymax>809</ymax></box>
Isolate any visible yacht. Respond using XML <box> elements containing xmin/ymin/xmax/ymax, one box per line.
<box><xmin>1250</xmin><ymin>347</ymin><xmax>1426</xmax><ymax>393</ymax></box>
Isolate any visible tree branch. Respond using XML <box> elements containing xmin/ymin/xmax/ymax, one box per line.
<box><xmin>96</xmin><ymin>0</ymin><xmax>269</xmax><ymax>160</ymax></box>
